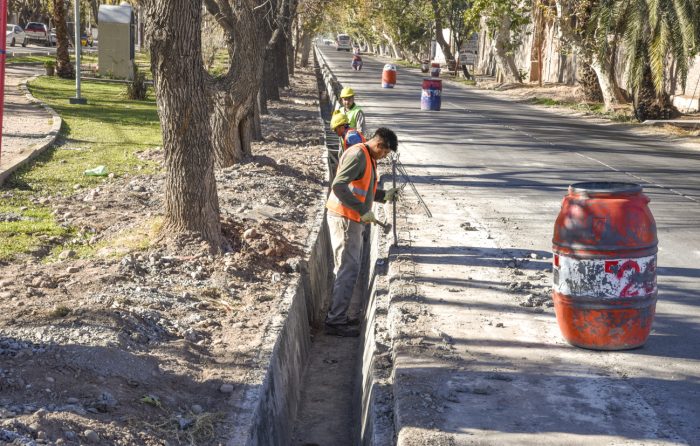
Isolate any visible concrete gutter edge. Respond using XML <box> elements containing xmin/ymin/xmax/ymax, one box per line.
<box><xmin>0</xmin><ymin>75</ymin><xmax>62</xmax><ymax>186</ymax></box>
<box><xmin>358</xmin><ymin>176</ymin><xmax>398</xmax><ymax>446</ymax></box>
<box><xmin>224</xmin><ymin>192</ymin><xmax>331</xmax><ymax>446</ymax></box>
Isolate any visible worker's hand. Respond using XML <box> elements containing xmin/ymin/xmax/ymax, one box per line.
<box><xmin>360</xmin><ymin>211</ymin><xmax>377</xmax><ymax>224</ymax></box>
<box><xmin>384</xmin><ymin>187</ymin><xmax>401</xmax><ymax>202</ymax></box>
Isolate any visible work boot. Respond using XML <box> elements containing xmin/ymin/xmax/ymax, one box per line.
<box><xmin>324</xmin><ymin>323</ymin><xmax>360</xmax><ymax>337</ymax></box>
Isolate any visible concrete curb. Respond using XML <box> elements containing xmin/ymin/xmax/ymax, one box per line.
<box><xmin>227</xmin><ymin>58</ymin><xmax>334</xmax><ymax>444</ymax></box>
<box><xmin>317</xmin><ymin>45</ymin><xmax>399</xmax><ymax>445</ymax></box>
<box><xmin>0</xmin><ymin>75</ymin><xmax>62</xmax><ymax>186</ymax></box>
<box><xmin>358</xmin><ymin>183</ymin><xmax>398</xmax><ymax>446</ymax></box>
<box><xmin>227</xmin><ymin>190</ymin><xmax>332</xmax><ymax>446</ymax></box>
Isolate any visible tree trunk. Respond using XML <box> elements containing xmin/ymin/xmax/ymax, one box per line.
<box><xmin>211</xmin><ymin>91</ymin><xmax>252</xmax><ymax>167</ymax></box>
<box><xmin>287</xmin><ymin>35</ymin><xmax>295</xmax><ymax>77</ymax></box>
<box><xmin>263</xmin><ymin>49</ymin><xmax>280</xmax><ymax>101</ymax></box>
<box><xmin>577</xmin><ymin>61</ymin><xmax>603</xmax><ymax>102</ymax></box>
<box><xmin>431</xmin><ymin>0</ymin><xmax>455</xmax><ymax>66</ymax></box>
<box><xmin>276</xmin><ymin>34</ymin><xmax>290</xmax><ymax>88</ymax></box>
<box><xmin>203</xmin><ymin>0</ymin><xmax>269</xmax><ymax>168</ymax></box>
<box><xmin>382</xmin><ymin>33</ymin><xmax>402</xmax><ymax>59</ymax></box>
<box><xmin>89</xmin><ymin>0</ymin><xmax>99</xmax><ymax>25</ymax></box>
<box><xmin>145</xmin><ymin>0</ymin><xmax>222</xmax><ymax>248</ymax></box>
<box><xmin>299</xmin><ymin>31</ymin><xmax>312</xmax><ymax>67</ymax></box>
<box><xmin>252</xmin><ymin>95</ymin><xmax>263</xmax><ymax>141</ymax></box>
<box><xmin>257</xmin><ymin>87</ymin><xmax>268</xmax><ymax>115</ymax></box>
<box><xmin>461</xmin><ymin>64</ymin><xmax>472</xmax><ymax>80</ymax></box>
<box><xmin>53</xmin><ymin>0</ymin><xmax>74</xmax><ymax>79</ymax></box>
<box><xmin>589</xmin><ymin>57</ymin><xmax>625</xmax><ymax>111</ymax></box>
<box><xmin>493</xmin><ymin>15</ymin><xmax>521</xmax><ymax>83</ymax></box>
<box><xmin>287</xmin><ymin>2</ymin><xmax>297</xmax><ymax>75</ymax></box>
<box><xmin>633</xmin><ymin>64</ymin><xmax>679</xmax><ymax>121</ymax></box>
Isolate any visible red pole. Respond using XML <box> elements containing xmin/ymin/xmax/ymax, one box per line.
<box><xmin>0</xmin><ymin>0</ymin><xmax>8</xmax><ymax>164</ymax></box>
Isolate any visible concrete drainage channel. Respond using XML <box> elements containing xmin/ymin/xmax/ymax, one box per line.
<box><xmin>287</xmin><ymin>47</ymin><xmax>397</xmax><ymax>445</ymax></box>
<box><xmin>234</xmin><ymin>47</ymin><xmax>396</xmax><ymax>445</ymax></box>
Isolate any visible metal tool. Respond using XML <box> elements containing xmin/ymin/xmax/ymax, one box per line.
<box><xmin>391</xmin><ymin>153</ymin><xmax>398</xmax><ymax>246</ymax></box>
<box><xmin>374</xmin><ymin>219</ymin><xmax>392</xmax><ymax>234</ymax></box>
<box><xmin>396</xmin><ymin>159</ymin><xmax>432</xmax><ymax>218</ymax></box>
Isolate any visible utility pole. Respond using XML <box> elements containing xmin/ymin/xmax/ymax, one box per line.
<box><xmin>70</xmin><ymin>0</ymin><xmax>87</xmax><ymax>104</ymax></box>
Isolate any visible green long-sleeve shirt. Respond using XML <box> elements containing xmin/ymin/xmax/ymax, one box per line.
<box><xmin>329</xmin><ymin>144</ymin><xmax>386</xmax><ymax>217</ymax></box>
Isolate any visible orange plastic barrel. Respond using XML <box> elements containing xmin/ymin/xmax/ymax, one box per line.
<box><xmin>382</xmin><ymin>64</ymin><xmax>397</xmax><ymax>88</ymax></box>
<box><xmin>552</xmin><ymin>182</ymin><xmax>658</xmax><ymax>350</ymax></box>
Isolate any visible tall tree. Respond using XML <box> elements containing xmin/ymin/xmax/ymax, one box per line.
<box><xmin>203</xmin><ymin>0</ymin><xmax>271</xmax><ymax>168</ymax></box>
<box><xmin>609</xmin><ymin>0</ymin><xmax>698</xmax><ymax>120</ymax></box>
<box><xmin>142</xmin><ymin>0</ymin><xmax>271</xmax><ymax>248</ymax></box>
<box><xmin>431</xmin><ymin>0</ymin><xmax>474</xmax><ymax>75</ymax></box>
<box><xmin>432</xmin><ymin>0</ymin><xmax>456</xmax><ymax>66</ymax></box>
<box><xmin>144</xmin><ymin>0</ymin><xmax>222</xmax><ymax>247</ymax></box>
<box><xmin>466</xmin><ymin>0</ymin><xmax>530</xmax><ymax>83</ymax></box>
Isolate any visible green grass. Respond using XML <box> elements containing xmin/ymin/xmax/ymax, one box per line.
<box><xmin>395</xmin><ymin>60</ymin><xmax>421</xmax><ymax>69</ymax></box>
<box><xmin>0</xmin><ymin>76</ymin><xmax>162</xmax><ymax>260</ymax></box>
<box><xmin>526</xmin><ymin>96</ymin><xmax>634</xmax><ymax>123</ymax></box>
<box><xmin>452</xmin><ymin>78</ymin><xmax>477</xmax><ymax>87</ymax></box>
<box><xmin>6</xmin><ymin>55</ymin><xmax>55</xmax><ymax>65</ymax></box>
<box><xmin>529</xmin><ymin>97</ymin><xmax>562</xmax><ymax>106</ymax></box>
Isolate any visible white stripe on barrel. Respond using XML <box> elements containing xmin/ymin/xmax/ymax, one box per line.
<box><xmin>553</xmin><ymin>254</ymin><xmax>657</xmax><ymax>299</ymax></box>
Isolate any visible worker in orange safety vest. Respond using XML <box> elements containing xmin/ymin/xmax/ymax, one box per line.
<box><xmin>324</xmin><ymin>127</ymin><xmax>401</xmax><ymax>337</ymax></box>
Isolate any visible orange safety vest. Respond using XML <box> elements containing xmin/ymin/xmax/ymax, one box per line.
<box><xmin>326</xmin><ymin>143</ymin><xmax>377</xmax><ymax>223</ymax></box>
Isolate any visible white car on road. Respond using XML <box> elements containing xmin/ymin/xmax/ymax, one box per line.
<box><xmin>6</xmin><ymin>24</ymin><xmax>27</xmax><ymax>47</ymax></box>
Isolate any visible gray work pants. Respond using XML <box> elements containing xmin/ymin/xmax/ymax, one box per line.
<box><xmin>326</xmin><ymin>214</ymin><xmax>365</xmax><ymax>325</ymax></box>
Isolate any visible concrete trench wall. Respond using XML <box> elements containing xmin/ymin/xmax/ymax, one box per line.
<box><xmin>229</xmin><ymin>201</ymin><xmax>333</xmax><ymax>445</ymax></box>
<box><xmin>315</xmin><ymin>45</ymin><xmax>398</xmax><ymax>445</ymax></box>
<box><xmin>357</xmin><ymin>196</ymin><xmax>397</xmax><ymax>446</ymax></box>
<box><xmin>236</xmin><ymin>46</ymin><xmax>397</xmax><ymax>445</ymax></box>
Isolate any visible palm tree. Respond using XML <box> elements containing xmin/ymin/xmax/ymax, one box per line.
<box><xmin>592</xmin><ymin>0</ymin><xmax>699</xmax><ymax>120</ymax></box>
<box><xmin>52</xmin><ymin>0</ymin><xmax>74</xmax><ymax>79</ymax></box>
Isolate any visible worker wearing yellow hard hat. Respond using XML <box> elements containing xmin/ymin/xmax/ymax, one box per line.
<box><xmin>330</xmin><ymin>112</ymin><xmax>365</xmax><ymax>158</ymax></box>
<box><xmin>336</xmin><ymin>87</ymin><xmax>366</xmax><ymax>136</ymax></box>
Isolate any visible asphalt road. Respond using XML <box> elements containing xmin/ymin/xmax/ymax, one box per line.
<box><xmin>5</xmin><ymin>44</ymin><xmax>98</xmax><ymax>58</ymax></box>
<box><xmin>320</xmin><ymin>47</ymin><xmax>700</xmax><ymax>444</ymax></box>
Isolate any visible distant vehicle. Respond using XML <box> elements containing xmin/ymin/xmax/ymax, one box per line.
<box><xmin>323</xmin><ymin>38</ymin><xmax>333</xmax><ymax>46</ymax></box>
<box><xmin>6</xmin><ymin>24</ymin><xmax>27</xmax><ymax>47</ymax></box>
<box><xmin>336</xmin><ymin>33</ymin><xmax>352</xmax><ymax>51</ymax></box>
<box><xmin>24</xmin><ymin>22</ymin><xmax>53</xmax><ymax>46</ymax></box>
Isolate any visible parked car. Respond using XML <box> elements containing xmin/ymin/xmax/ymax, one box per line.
<box><xmin>336</xmin><ymin>33</ymin><xmax>352</xmax><ymax>51</ymax></box>
<box><xmin>24</xmin><ymin>22</ymin><xmax>53</xmax><ymax>46</ymax></box>
<box><xmin>6</xmin><ymin>24</ymin><xmax>27</xmax><ymax>47</ymax></box>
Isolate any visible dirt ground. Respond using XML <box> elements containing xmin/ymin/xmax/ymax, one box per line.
<box><xmin>0</xmin><ymin>68</ymin><xmax>326</xmax><ymax>445</ymax></box>
<box><xmin>470</xmin><ymin>77</ymin><xmax>700</xmax><ymax>138</ymax></box>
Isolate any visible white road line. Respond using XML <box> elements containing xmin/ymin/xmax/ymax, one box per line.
<box><xmin>445</xmin><ymin>102</ymin><xmax>700</xmax><ymax>204</ymax></box>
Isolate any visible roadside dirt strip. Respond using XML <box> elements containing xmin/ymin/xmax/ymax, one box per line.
<box><xmin>385</xmin><ymin>174</ymin><xmax>686</xmax><ymax>445</ymax></box>
<box><xmin>0</xmin><ymin>68</ymin><xmax>331</xmax><ymax>445</ymax></box>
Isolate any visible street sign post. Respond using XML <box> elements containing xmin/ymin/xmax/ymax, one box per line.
<box><xmin>0</xmin><ymin>0</ymin><xmax>7</xmax><ymax>163</ymax></box>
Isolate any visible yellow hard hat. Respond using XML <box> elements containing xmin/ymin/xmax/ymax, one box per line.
<box><xmin>330</xmin><ymin>113</ymin><xmax>349</xmax><ymax>130</ymax></box>
<box><xmin>340</xmin><ymin>87</ymin><xmax>355</xmax><ymax>98</ymax></box>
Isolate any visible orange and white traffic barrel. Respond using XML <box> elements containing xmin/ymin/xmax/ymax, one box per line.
<box><xmin>552</xmin><ymin>182</ymin><xmax>658</xmax><ymax>350</ymax></box>
<box><xmin>382</xmin><ymin>64</ymin><xmax>397</xmax><ymax>88</ymax></box>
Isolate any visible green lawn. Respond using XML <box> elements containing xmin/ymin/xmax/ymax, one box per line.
<box><xmin>6</xmin><ymin>55</ymin><xmax>55</xmax><ymax>65</ymax></box>
<box><xmin>526</xmin><ymin>96</ymin><xmax>633</xmax><ymax>122</ymax></box>
<box><xmin>0</xmin><ymin>76</ymin><xmax>162</xmax><ymax>259</ymax></box>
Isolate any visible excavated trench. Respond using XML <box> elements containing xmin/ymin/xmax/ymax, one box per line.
<box><xmin>286</xmin><ymin>48</ymin><xmax>395</xmax><ymax>445</ymax></box>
